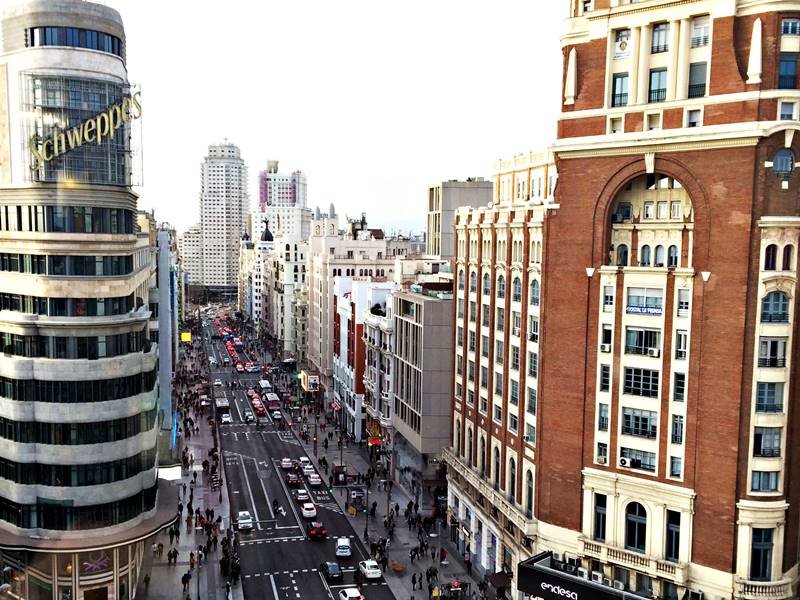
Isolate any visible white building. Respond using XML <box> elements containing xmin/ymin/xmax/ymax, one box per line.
<box><xmin>264</xmin><ymin>232</ymin><xmax>308</xmax><ymax>357</ymax></box>
<box><xmin>200</xmin><ymin>142</ymin><xmax>248</xmax><ymax>290</ymax></box>
<box><xmin>256</xmin><ymin>161</ymin><xmax>311</xmax><ymax>240</ymax></box>
<box><xmin>426</xmin><ymin>179</ymin><xmax>493</xmax><ymax>258</ymax></box>
<box><xmin>178</xmin><ymin>223</ymin><xmax>203</xmax><ymax>285</ymax></box>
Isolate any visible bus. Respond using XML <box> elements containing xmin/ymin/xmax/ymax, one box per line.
<box><xmin>258</xmin><ymin>379</ymin><xmax>273</xmax><ymax>394</ymax></box>
<box><xmin>264</xmin><ymin>393</ymin><xmax>281</xmax><ymax>410</ymax></box>
<box><xmin>215</xmin><ymin>398</ymin><xmax>231</xmax><ymax>418</ymax></box>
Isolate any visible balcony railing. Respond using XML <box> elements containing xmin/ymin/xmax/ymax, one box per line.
<box><xmin>756</xmin><ymin>402</ymin><xmax>784</xmax><ymax>413</ymax></box>
<box><xmin>761</xmin><ymin>312</ymin><xmax>789</xmax><ymax>323</ymax></box>
<box><xmin>754</xmin><ymin>448</ymin><xmax>781</xmax><ymax>458</ymax></box>
<box><xmin>687</xmin><ymin>83</ymin><xmax>706</xmax><ymax>98</ymax></box>
<box><xmin>736</xmin><ymin>579</ymin><xmax>794</xmax><ymax>600</ymax></box>
<box><xmin>622</xmin><ymin>426</ymin><xmax>657</xmax><ymax>439</ymax></box>
<box><xmin>611</xmin><ymin>93</ymin><xmax>628</xmax><ymax>107</ymax></box>
<box><xmin>690</xmin><ymin>35</ymin><xmax>709</xmax><ymax>48</ymax></box>
<box><xmin>649</xmin><ymin>88</ymin><xmax>667</xmax><ymax>102</ymax></box>
<box><xmin>580</xmin><ymin>538</ymin><xmax>688</xmax><ymax>585</ymax></box>
<box><xmin>779</xmin><ymin>75</ymin><xmax>797</xmax><ymax>90</ymax></box>
<box><xmin>598</xmin><ymin>418</ymin><xmax>609</xmax><ymax>431</ymax></box>
<box><xmin>651</xmin><ymin>44</ymin><xmax>668</xmax><ymax>54</ymax></box>
<box><xmin>758</xmin><ymin>357</ymin><xmax>786</xmax><ymax>367</ymax></box>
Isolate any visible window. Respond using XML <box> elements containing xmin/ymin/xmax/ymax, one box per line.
<box><xmin>624</xmin><ymin>367</ymin><xmax>659</xmax><ymax>397</ymax></box>
<box><xmin>481</xmin><ymin>366</ymin><xmax>489</xmax><ymax>389</ymax></box>
<box><xmin>622</xmin><ymin>408</ymin><xmax>657</xmax><ymax>438</ymax></box>
<box><xmin>497</xmin><ymin>275</ymin><xmax>506</xmax><ymax>299</ymax></box>
<box><xmin>468</xmin><ymin>331</ymin><xmax>476</xmax><ymax>352</ymax></box>
<box><xmin>671</xmin><ymin>415</ymin><xmax>684</xmax><ymax>444</ymax></box>
<box><xmin>526</xmin><ymin>423</ymin><xmax>536</xmax><ymax>444</ymax></box>
<box><xmin>665</xmin><ymin>510</ymin><xmax>681</xmax><ymax>562</ymax></box>
<box><xmin>511</xmin><ymin>346</ymin><xmax>520</xmax><ymax>370</ymax></box>
<box><xmin>528</xmin><ymin>352</ymin><xmax>538</xmax><ymax>378</ymax></box>
<box><xmin>756</xmin><ymin>382</ymin><xmax>783</xmax><ymax>413</ymax></box>
<box><xmin>456</xmin><ymin>327</ymin><xmax>463</xmax><ymax>347</ymax></box>
<box><xmin>673</xmin><ymin>372</ymin><xmax>686</xmax><ymax>402</ymax></box>
<box><xmin>469</xmin><ymin>301</ymin><xmax>477</xmax><ymax>322</ymax></box>
<box><xmin>468</xmin><ymin>360</ymin><xmax>475</xmax><ymax>382</ymax></box>
<box><xmin>609</xmin><ymin>116</ymin><xmax>623</xmax><ymax>134</ymax></box>
<box><xmin>668</xmin><ymin>245</ymin><xmax>678</xmax><ymax>268</ymax></box>
<box><xmin>469</xmin><ymin>271</ymin><xmax>477</xmax><ymax>293</ymax></box>
<box><xmin>598</xmin><ymin>404</ymin><xmax>609</xmax><ymax>431</ymax></box>
<box><xmin>495</xmin><ymin>340</ymin><xmax>504</xmax><ymax>365</ymax></box>
<box><xmin>780</xmin><ymin>53</ymin><xmax>797</xmax><ymax>89</ymax></box>
<box><xmin>600</xmin><ymin>364</ymin><xmax>610</xmax><ymax>392</ymax></box>
<box><xmin>612</xmin><ymin>73</ymin><xmax>629</xmax><ymax>107</ymax></box>
<box><xmin>626</xmin><ymin>287</ymin><xmax>663</xmax><ymax>315</ymax></box>
<box><xmin>496</xmin><ymin>307</ymin><xmax>505</xmax><ymax>331</ymax></box>
<box><xmin>526</xmin><ymin>471</ymin><xmax>534</xmax><ymax>518</ymax></box>
<box><xmin>481</xmin><ymin>335</ymin><xmax>489</xmax><ymax>358</ymax></box>
<box><xmin>458</xmin><ymin>270</ymin><xmax>464</xmax><ymax>290</ymax></box>
<box><xmin>482</xmin><ymin>273</ymin><xmax>491</xmax><ymax>295</ymax></box>
<box><xmin>764</xmin><ymin>244</ymin><xmax>777</xmax><ymax>270</ymax></box>
<box><xmin>457</xmin><ymin>299</ymin><xmax>464</xmax><ymax>318</ymax></box>
<box><xmin>625</xmin><ymin>503</ymin><xmax>647</xmax><ymax>553</ymax></box>
<box><xmin>593</xmin><ymin>494</ymin><xmax>607</xmax><ymax>542</ymax></box>
<box><xmin>616</xmin><ymin>29</ymin><xmax>630</xmax><ymax>42</ymax></box>
<box><xmin>527</xmin><ymin>387</ymin><xmax>537</xmax><ymax>415</ymax></box>
<box><xmin>751</xmin><ymin>471</ymin><xmax>779</xmax><ymax>493</ymax></box>
<box><xmin>601</xmin><ymin>324</ymin><xmax>612</xmax><ymax>348</ymax></box>
<box><xmin>582</xmin><ymin>0</ymin><xmax>593</xmax><ymax>13</ymax></box>
<box><xmin>510</xmin><ymin>380</ymin><xmax>519</xmax><ymax>406</ymax></box>
<box><xmin>670</xmin><ymin>456</ymin><xmax>682</xmax><ymax>477</ymax></box>
<box><xmin>677</xmin><ymin>289</ymin><xmax>690</xmax><ymax>317</ymax></box>
<box><xmin>643</xmin><ymin>202</ymin><xmax>654</xmax><ymax>220</ymax></box>
<box><xmin>753</xmin><ymin>427</ymin><xmax>781</xmax><ymax>457</ymax></box>
<box><xmin>651</xmin><ymin>23</ymin><xmax>669</xmax><ymax>53</ymax></box>
<box><xmin>783</xmin><ymin>18</ymin><xmax>800</xmax><ymax>36</ymax></box>
<box><xmin>621</xmin><ymin>447</ymin><xmax>656</xmax><ymax>472</ymax></box>
<box><xmin>529</xmin><ymin>280</ymin><xmax>540</xmax><ymax>306</ymax></box>
<box><xmin>597</xmin><ymin>442</ymin><xmax>608</xmax><ymax>462</ymax></box>
<box><xmin>481</xmin><ymin>308</ymin><xmax>490</xmax><ymax>327</ymax></box>
<box><xmin>780</xmin><ymin>101</ymin><xmax>796</xmax><ymax>120</ymax></box>
<box><xmin>625</xmin><ymin>327</ymin><xmax>660</xmax><ymax>355</ymax></box>
<box><xmin>649</xmin><ymin>69</ymin><xmax>667</xmax><ymax>102</ymax></box>
<box><xmin>758</xmin><ymin>337</ymin><xmax>786</xmax><ymax>367</ymax></box>
<box><xmin>691</xmin><ymin>16</ymin><xmax>710</xmax><ymax>47</ymax></box>
<box><xmin>493</xmin><ymin>403</ymin><xmax>502</xmax><ymax>423</ymax></box>
<box><xmin>783</xmin><ymin>245</ymin><xmax>793</xmax><ymax>270</ymax></box>
<box><xmin>529</xmin><ymin>317</ymin><xmax>539</xmax><ymax>342</ymax></box>
<box><xmin>750</xmin><ymin>529</ymin><xmax>773</xmax><ymax>581</ymax></box>
<box><xmin>603</xmin><ymin>286</ymin><xmax>614</xmax><ymax>311</ymax></box>
<box><xmin>688</xmin><ymin>62</ymin><xmax>707</xmax><ymax>98</ymax></box>
<box><xmin>646</xmin><ymin>112</ymin><xmax>662</xmax><ymax>131</ymax></box>
<box><xmin>512</xmin><ymin>277</ymin><xmax>522</xmax><ymax>302</ymax></box>
<box><xmin>616</xmin><ymin>244</ymin><xmax>629</xmax><ymax>266</ymax></box>
<box><xmin>507</xmin><ymin>458</ymin><xmax>516</xmax><ymax>499</ymax></box>
<box><xmin>761</xmin><ymin>291</ymin><xmax>789</xmax><ymax>322</ymax></box>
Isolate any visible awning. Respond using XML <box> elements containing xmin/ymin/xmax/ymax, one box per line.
<box><xmin>488</xmin><ymin>571</ymin><xmax>512</xmax><ymax>588</ymax></box>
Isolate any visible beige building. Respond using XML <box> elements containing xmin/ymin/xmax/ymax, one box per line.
<box><xmin>427</xmin><ymin>179</ymin><xmax>493</xmax><ymax>258</ymax></box>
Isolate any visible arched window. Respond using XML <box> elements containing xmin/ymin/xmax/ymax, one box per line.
<box><xmin>654</xmin><ymin>245</ymin><xmax>665</xmax><ymax>267</ymax></box>
<box><xmin>530</xmin><ymin>280</ymin><xmax>540</xmax><ymax>306</ymax></box>
<box><xmin>458</xmin><ymin>270</ymin><xmax>465</xmax><ymax>290</ymax></box>
<box><xmin>762</xmin><ymin>291</ymin><xmax>789</xmax><ymax>323</ymax></box>
<box><xmin>455</xmin><ymin>420</ymin><xmax>461</xmax><ymax>456</ymax></box>
<box><xmin>764</xmin><ymin>244</ymin><xmax>778</xmax><ymax>271</ymax></box>
<box><xmin>525</xmin><ymin>470</ymin><xmax>534</xmax><ymax>518</ymax></box>
<box><xmin>469</xmin><ymin>271</ymin><xmax>477</xmax><ymax>293</ymax></box>
<box><xmin>616</xmin><ymin>244</ymin><xmax>629</xmax><ymax>266</ymax></box>
<box><xmin>625</xmin><ymin>502</ymin><xmax>647</xmax><ymax>553</ymax></box>
<box><xmin>668</xmin><ymin>245</ymin><xmax>678</xmax><ymax>268</ymax></box>
<box><xmin>493</xmin><ymin>447</ymin><xmax>501</xmax><ymax>488</ymax></box>
<box><xmin>507</xmin><ymin>458</ymin><xmax>516</xmax><ymax>503</ymax></box>
<box><xmin>497</xmin><ymin>275</ymin><xmax>506</xmax><ymax>299</ymax></box>
<box><xmin>512</xmin><ymin>277</ymin><xmax>522</xmax><ymax>302</ymax></box>
<box><xmin>479</xmin><ymin>437</ymin><xmax>486</xmax><ymax>476</ymax></box>
<box><xmin>467</xmin><ymin>428</ymin><xmax>473</xmax><ymax>465</ymax></box>
<box><xmin>783</xmin><ymin>245</ymin><xmax>794</xmax><ymax>271</ymax></box>
<box><xmin>640</xmin><ymin>245</ymin><xmax>651</xmax><ymax>267</ymax></box>
<box><xmin>482</xmin><ymin>273</ymin><xmax>491</xmax><ymax>296</ymax></box>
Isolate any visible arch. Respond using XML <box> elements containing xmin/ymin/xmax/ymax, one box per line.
<box><xmin>654</xmin><ymin>245</ymin><xmax>665</xmax><ymax>267</ymax></box>
<box><xmin>783</xmin><ymin>245</ymin><xmax>794</xmax><ymax>271</ymax></box>
<box><xmin>508</xmin><ymin>457</ymin><xmax>516</xmax><ymax>502</ymax></box>
<box><xmin>493</xmin><ymin>447</ymin><xmax>501</xmax><ymax>488</ymax></box>
<box><xmin>455</xmin><ymin>419</ymin><xmax>462</xmax><ymax>456</ymax></box>
<box><xmin>512</xmin><ymin>277</ymin><xmax>522</xmax><ymax>302</ymax></box>
<box><xmin>497</xmin><ymin>275</ymin><xmax>506</xmax><ymax>299</ymax></box>
<box><xmin>479</xmin><ymin>436</ymin><xmax>486</xmax><ymax>476</ymax></box>
<box><xmin>458</xmin><ymin>270</ymin><xmax>465</xmax><ymax>290</ymax></box>
<box><xmin>668</xmin><ymin>245</ymin><xmax>678</xmax><ymax>268</ymax></box>
<box><xmin>530</xmin><ymin>280</ymin><xmax>540</xmax><ymax>306</ymax></box>
<box><xmin>765</xmin><ymin>244</ymin><xmax>778</xmax><ymax>271</ymax></box>
<box><xmin>467</xmin><ymin>428</ymin><xmax>473</xmax><ymax>465</ymax></box>
<box><xmin>482</xmin><ymin>273</ymin><xmax>491</xmax><ymax>296</ymax></box>
<box><xmin>625</xmin><ymin>502</ymin><xmax>647</xmax><ymax>553</ymax></box>
<box><xmin>525</xmin><ymin>470</ymin><xmax>534</xmax><ymax>518</ymax></box>
<box><xmin>469</xmin><ymin>271</ymin><xmax>477</xmax><ymax>293</ymax></box>
<box><xmin>616</xmin><ymin>244</ymin><xmax>629</xmax><ymax>266</ymax></box>
<box><xmin>640</xmin><ymin>245</ymin><xmax>651</xmax><ymax>267</ymax></box>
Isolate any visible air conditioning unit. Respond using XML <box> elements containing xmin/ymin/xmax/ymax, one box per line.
<box><xmin>552</xmin><ymin>551</ymin><xmax>564</xmax><ymax>563</ymax></box>
<box><xmin>646</xmin><ymin>347</ymin><xmax>660</xmax><ymax>357</ymax></box>
<box><xmin>613</xmin><ymin>581</ymin><xmax>625</xmax><ymax>591</ymax></box>
<box><xmin>597</xmin><ymin>456</ymin><xmax>607</xmax><ymax>465</ymax></box>
<box><xmin>688</xmin><ymin>592</ymin><xmax>704</xmax><ymax>600</ymax></box>
<box><xmin>591</xmin><ymin>572</ymin><xmax>604</xmax><ymax>584</ymax></box>
<box><xmin>619</xmin><ymin>457</ymin><xmax>630</xmax><ymax>467</ymax></box>
<box><xmin>602</xmin><ymin>578</ymin><xmax>612</xmax><ymax>587</ymax></box>
<box><xmin>521</xmin><ymin>537</ymin><xmax>531</xmax><ymax>548</ymax></box>
<box><xmin>577</xmin><ymin>567</ymin><xmax>589</xmax><ymax>579</ymax></box>
<box><xmin>600</xmin><ymin>343</ymin><xmax>611</xmax><ymax>352</ymax></box>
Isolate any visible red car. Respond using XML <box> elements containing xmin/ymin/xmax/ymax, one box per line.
<box><xmin>286</xmin><ymin>473</ymin><xmax>302</xmax><ymax>487</ymax></box>
<box><xmin>307</xmin><ymin>521</ymin><xmax>328</xmax><ymax>540</ymax></box>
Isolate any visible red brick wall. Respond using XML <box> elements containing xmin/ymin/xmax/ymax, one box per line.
<box><xmin>624</xmin><ymin>112</ymin><xmax>643</xmax><ymax>133</ymax></box>
<box><xmin>564</xmin><ymin>39</ymin><xmax>607</xmax><ymax>112</ymax></box>
<box><xmin>663</xmin><ymin>108</ymin><xmax>684</xmax><ymax>129</ymax></box>
<box><xmin>558</xmin><ymin>116</ymin><xmax>607</xmax><ymax>138</ymax></box>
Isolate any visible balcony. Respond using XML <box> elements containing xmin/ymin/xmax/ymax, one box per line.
<box><xmin>735</xmin><ymin>579</ymin><xmax>794</xmax><ymax>600</ymax></box>
<box><xmin>757</xmin><ymin>357</ymin><xmax>786</xmax><ymax>368</ymax></box>
<box><xmin>611</xmin><ymin>93</ymin><xmax>628</xmax><ymax>107</ymax></box>
<box><xmin>579</xmin><ymin>538</ymin><xmax>688</xmax><ymax>585</ymax></box>
<box><xmin>649</xmin><ymin>88</ymin><xmax>667</xmax><ymax>103</ymax></box>
<box><xmin>761</xmin><ymin>313</ymin><xmax>789</xmax><ymax>323</ymax></box>
<box><xmin>687</xmin><ymin>83</ymin><xmax>706</xmax><ymax>98</ymax></box>
<box><xmin>755</xmin><ymin>402</ymin><xmax>784</xmax><ymax>413</ymax></box>
<box><xmin>779</xmin><ymin>75</ymin><xmax>796</xmax><ymax>90</ymax></box>
<box><xmin>690</xmin><ymin>35</ymin><xmax>709</xmax><ymax>48</ymax></box>
<box><xmin>651</xmin><ymin>44</ymin><xmax>668</xmax><ymax>54</ymax></box>
<box><xmin>754</xmin><ymin>448</ymin><xmax>781</xmax><ymax>458</ymax></box>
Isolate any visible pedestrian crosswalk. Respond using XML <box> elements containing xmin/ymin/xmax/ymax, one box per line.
<box><xmin>243</xmin><ymin>566</ymin><xmax>388</xmax><ymax>585</ymax></box>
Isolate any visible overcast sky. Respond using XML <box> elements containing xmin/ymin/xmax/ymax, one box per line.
<box><xmin>103</xmin><ymin>0</ymin><xmax>566</xmax><ymax>235</ymax></box>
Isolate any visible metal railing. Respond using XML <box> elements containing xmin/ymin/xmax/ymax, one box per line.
<box><xmin>649</xmin><ymin>88</ymin><xmax>667</xmax><ymax>102</ymax></box>
<box><xmin>651</xmin><ymin>44</ymin><xmax>668</xmax><ymax>54</ymax></box>
<box><xmin>688</xmin><ymin>83</ymin><xmax>706</xmax><ymax>98</ymax></box>
<box><xmin>758</xmin><ymin>357</ymin><xmax>786</xmax><ymax>367</ymax></box>
<box><xmin>622</xmin><ymin>426</ymin><xmax>657</xmax><ymax>438</ymax></box>
<box><xmin>690</xmin><ymin>35</ymin><xmax>709</xmax><ymax>48</ymax></box>
<box><xmin>755</xmin><ymin>402</ymin><xmax>784</xmax><ymax>413</ymax></box>
<box><xmin>611</xmin><ymin>93</ymin><xmax>628</xmax><ymax>107</ymax></box>
<box><xmin>754</xmin><ymin>448</ymin><xmax>781</xmax><ymax>458</ymax></box>
<box><xmin>779</xmin><ymin>75</ymin><xmax>796</xmax><ymax>89</ymax></box>
<box><xmin>761</xmin><ymin>312</ymin><xmax>789</xmax><ymax>323</ymax></box>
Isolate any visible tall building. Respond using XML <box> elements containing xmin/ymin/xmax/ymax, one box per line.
<box><xmin>200</xmin><ymin>142</ymin><xmax>248</xmax><ymax>292</ymax></box>
<box><xmin>0</xmin><ymin>1</ymin><xmax>175</xmax><ymax>597</ymax></box>
<box><xmin>264</xmin><ymin>233</ymin><xmax>308</xmax><ymax>357</ymax></box>
<box><xmin>426</xmin><ymin>179</ymin><xmax>493</xmax><ymax>258</ymax></box>
<box><xmin>178</xmin><ymin>223</ymin><xmax>202</xmax><ymax>285</ymax></box>
<box><xmin>256</xmin><ymin>161</ymin><xmax>311</xmax><ymax>239</ymax></box>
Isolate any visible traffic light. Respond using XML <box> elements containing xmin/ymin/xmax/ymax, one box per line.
<box><xmin>313</xmin><ymin>435</ymin><xmax>317</xmax><ymax>443</ymax></box>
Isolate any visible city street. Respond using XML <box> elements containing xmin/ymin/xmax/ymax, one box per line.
<box><xmin>202</xmin><ymin>322</ymin><xmax>395</xmax><ymax>600</ymax></box>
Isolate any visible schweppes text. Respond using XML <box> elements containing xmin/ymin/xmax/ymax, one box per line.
<box><xmin>29</xmin><ymin>91</ymin><xmax>142</xmax><ymax>165</ymax></box>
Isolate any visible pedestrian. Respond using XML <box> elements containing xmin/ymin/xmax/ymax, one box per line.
<box><xmin>152</xmin><ymin>542</ymin><xmax>158</xmax><ymax>557</ymax></box>
<box><xmin>431</xmin><ymin>547</ymin><xmax>436</xmax><ymax>561</ymax></box>
<box><xmin>143</xmin><ymin>573</ymin><xmax>150</xmax><ymax>590</ymax></box>
<box><xmin>412</xmin><ymin>573</ymin><xmax>418</xmax><ymax>590</ymax></box>
<box><xmin>169</xmin><ymin>527</ymin><xmax>176</xmax><ymax>546</ymax></box>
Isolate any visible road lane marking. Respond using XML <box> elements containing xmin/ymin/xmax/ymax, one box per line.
<box><xmin>239</xmin><ymin>454</ymin><xmax>262</xmax><ymax>530</ymax></box>
<box><xmin>269</xmin><ymin>574</ymin><xmax>280</xmax><ymax>600</ymax></box>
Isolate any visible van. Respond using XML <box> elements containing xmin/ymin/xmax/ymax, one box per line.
<box><xmin>335</xmin><ymin>537</ymin><xmax>351</xmax><ymax>557</ymax></box>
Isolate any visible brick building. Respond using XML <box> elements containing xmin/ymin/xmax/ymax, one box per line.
<box><xmin>446</xmin><ymin>2</ymin><xmax>800</xmax><ymax>599</ymax></box>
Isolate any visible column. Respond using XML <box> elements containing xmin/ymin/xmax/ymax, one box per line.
<box><xmin>629</xmin><ymin>26</ymin><xmax>641</xmax><ymax>104</ymax></box>
<box><xmin>667</xmin><ymin>20</ymin><xmax>681</xmax><ymax>100</ymax></box>
<box><xmin>675</xmin><ymin>19</ymin><xmax>691</xmax><ymax>100</ymax></box>
<box><xmin>637</xmin><ymin>25</ymin><xmax>652</xmax><ymax>104</ymax></box>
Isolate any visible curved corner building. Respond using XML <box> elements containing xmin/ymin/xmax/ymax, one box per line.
<box><xmin>0</xmin><ymin>1</ymin><xmax>176</xmax><ymax>599</ymax></box>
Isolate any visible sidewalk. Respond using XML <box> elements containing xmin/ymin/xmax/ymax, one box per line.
<box><xmin>138</xmin><ymin>353</ymin><xmax>244</xmax><ymax>600</ymax></box>
<box><xmin>295</xmin><ymin>422</ymin><xmax>488</xmax><ymax>600</ymax></box>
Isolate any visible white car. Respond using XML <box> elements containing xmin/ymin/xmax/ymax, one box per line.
<box><xmin>358</xmin><ymin>559</ymin><xmax>381</xmax><ymax>579</ymax></box>
<box><xmin>298</xmin><ymin>456</ymin><xmax>311</xmax><ymax>468</ymax></box>
<box><xmin>302</xmin><ymin>464</ymin><xmax>316</xmax><ymax>477</ymax></box>
<box><xmin>301</xmin><ymin>502</ymin><xmax>317</xmax><ymax>518</ymax></box>
<box><xmin>335</xmin><ymin>537</ymin><xmax>352</xmax><ymax>557</ymax></box>
<box><xmin>307</xmin><ymin>473</ymin><xmax>322</xmax><ymax>486</ymax></box>
<box><xmin>236</xmin><ymin>510</ymin><xmax>253</xmax><ymax>531</ymax></box>
<box><xmin>338</xmin><ymin>589</ymin><xmax>363</xmax><ymax>600</ymax></box>
<box><xmin>213</xmin><ymin>379</ymin><xmax>223</xmax><ymax>387</ymax></box>
<box><xmin>209</xmin><ymin>358</ymin><xmax>217</xmax><ymax>366</ymax></box>
<box><xmin>220</xmin><ymin>413</ymin><xmax>233</xmax><ymax>424</ymax></box>
<box><xmin>280</xmin><ymin>458</ymin><xmax>294</xmax><ymax>470</ymax></box>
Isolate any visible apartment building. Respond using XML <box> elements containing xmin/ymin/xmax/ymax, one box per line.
<box><xmin>177</xmin><ymin>224</ymin><xmax>202</xmax><ymax>285</ymax></box>
<box><xmin>264</xmin><ymin>233</ymin><xmax>308</xmax><ymax>358</ymax></box>
<box><xmin>427</xmin><ymin>179</ymin><xmax>493</xmax><ymax>258</ymax></box>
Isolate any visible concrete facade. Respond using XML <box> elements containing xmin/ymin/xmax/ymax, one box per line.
<box><xmin>427</xmin><ymin>179</ymin><xmax>493</xmax><ymax>258</ymax></box>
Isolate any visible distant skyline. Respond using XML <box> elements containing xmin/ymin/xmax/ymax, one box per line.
<box><xmin>103</xmin><ymin>0</ymin><xmax>566</xmax><ymax>235</ymax></box>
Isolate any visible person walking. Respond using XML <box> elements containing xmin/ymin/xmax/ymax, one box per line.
<box><xmin>412</xmin><ymin>573</ymin><xmax>418</xmax><ymax>590</ymax></box>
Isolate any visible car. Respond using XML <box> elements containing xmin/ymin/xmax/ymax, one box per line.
<box><xmin>338</xmin><ymin>589</ymin><xmax>364</xmax><ymax>600</ymax></box>
<box><xmin>220</xmin><ymin>413</ymin><xmax>233</xmax><ymax>424</ymax></box>
<box><xmin>209</xmin><ymin>358</ymin><xmax>218</xmax><ymax>366</ymax></box>
<box><xmin>247</xmin><ymin>365</ymin><xmax>260</xmax><ymax>373</ymax></box>
<box><xmin>298</xmin><ymin>456</ymin><xmax>311</xmax><ymax>467</ymax></box>
<box><xmin>280</xmin><ymin>458</ymin><xmax>294</xmax><ymax>470</ymax></box>
<box><xmin>236</xmin><ymin>510</ymin><xmax>253</xmax><ymax>531</ymax></box>
<box><xmin>307</xmin><ymin>521</ymin><xmax>328</xmax><ymax>540</ymax></box>
<box><xmin>272</xmin><ymin>411</ymin><xmax>282</xmax><ymax>421</ymax></box>
<box><xmin>358</xmin><ymin>559</ymin><xmax>381</xmax><ymax>579</ymax></box>
<box><xmin>247</xmin><ymin>389</ymin><xmax>257</xmax><ymax>397</ymax></box>
<box><xmin>301</xmin><ymin>502</ymin><xmax>317</xmax><ymax>518</ymax></box>
<box><xmin>293</xmin><ymin>489</ymin><xmax>310</xmax><ymax>503</ymax></box>
<box><xmin>335</xmin><ymin>537</ymin><xmax>352</xmax><ymax>557</ymax></box>
<box><xmin>223</xmin><ymin>357</ymin><xmax>231</xmax><ymax>365</ymax></box>
<box><xmin>307</xmin><ymin>473</ymin><xmax>322</xmax><ymax>487</ymax></box>
<box><xmin>302</xmin><ymin>464</ymin><xmax>316</xmax><ymax>477</ymax></box>
<box><xmin>235</xmin><ymin>364</ymin><xmax>245</xmax><ymax>373</ymax></box>
<box><xmin>242</xmin><ymin>409</ymin><xmax>255</xmax><ymax>424</ymax></box>
<box><xmin>286</xmin><ymin>473</ymin><xmax>302</xmax><ymax>487</ymax></box>
<box><xmin>253</xmin><ymin>405</ymin><xmax>266</xmax><ymax>416</ymax></box>
<box><xmin>319</xmin><ymin>561</ymin><xmax>343</xmax><ymax>581</ymax></box>
<box><xmin>213</xmin><ymin>379</ymin><xmax>222</xmax><ymax>387</ymax></box>
<box><xmin>245</xmin><ymin>362</ymin><xmax>254</xmax><ymax>370</ymax></box>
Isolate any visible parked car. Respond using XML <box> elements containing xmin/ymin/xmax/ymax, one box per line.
<box><xmin>301</xmin><ymin>503</ymin><xmax>317</xmax><ymax>518</ymax></box>
<box><xmin>236</xmin><ymin>510</ymin><xmax>253</xmax><ymax>531</ymax></box>
<box><xmin>319</xmin><ymin>561</ymin><xmax>343</xmax><ymax>581</ymax></box>
<box><xmin>335</xmin><ymin>537</ymin><xmax>352</xmax><ymax>557</ymax></box>
<box><xmin>307</xmin><ymin>521</ymin><xmax>327</xmax><ymax>539</ymax></box>
<box><xmin>358</xmin><ymin>560</ymin><xmax>381</xmax><ymax>579</ymax></box>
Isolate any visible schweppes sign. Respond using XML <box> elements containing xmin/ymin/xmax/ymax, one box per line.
<box><xmin>29</xmin><ymin>91</ymin><xmax>142</xmax><ymax>166</ymax></box>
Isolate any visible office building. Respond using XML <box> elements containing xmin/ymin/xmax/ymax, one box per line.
<box><xmin>177</xmin><ymin>223</ymin><xmax>202</xmax><ymax>285</ymax></box>
<box><xmin>427</xmin><ymin>179</ymin><xmax>493</xmax><ymax>258</ymax></box>
<box><xmin>0</xmin><ymin>1</ymin><xmax>175</xmax><ymax>597</ymax></box>
<box><xmin>256</xmin><ymin>161</ymin><xmax>311</xmax><ymax>239</ymax></box>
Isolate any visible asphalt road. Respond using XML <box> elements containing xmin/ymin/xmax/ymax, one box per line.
<box><xmin>201</xmin><ymin>320</ymin><xmax>396</xmax><ymax>600</ymax></box>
